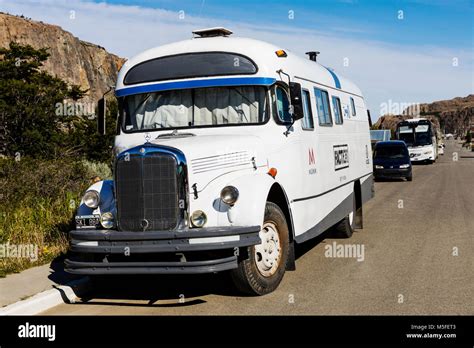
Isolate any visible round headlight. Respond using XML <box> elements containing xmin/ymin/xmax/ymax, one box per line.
<box><xmin>190</xmin><ymin>210</ymin><xmax>207</xmax><ymax>228</ymax></box>
<box><xmin>100</xmin><ymin>212</ymin><xmax>114</xmax><ymax>229</ymax></box>
<box><xmin>220</xmin><ymin>186</ymin><xmax>239</xmax><ymax>206</ymax></box>
<box><xmin>83</xmin><ymin>190</ymin><xmax>100</xmax><ymax>209</ymax></box>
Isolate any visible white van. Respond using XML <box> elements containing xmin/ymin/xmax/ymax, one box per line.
<box><xmin>67</xmin><ymin>28</ymin><xmax>374</xmax><ymax>295</ymax></box>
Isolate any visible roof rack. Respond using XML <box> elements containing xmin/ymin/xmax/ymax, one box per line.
<box><xmin>192</xmin><ymin>27</ymin><xmax>233</xmax><ymax>38</ymax></box>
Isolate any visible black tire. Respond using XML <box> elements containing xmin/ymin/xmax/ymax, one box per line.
<box><xmin>334</xmin><ymin>193</ymin><xmax>355</xmax><ymax>238</ymax></box>
<box><xmin>230</xmin><ymin>202</ymin><xmax>289</xmax><ymax>296</ymax></box>
<box><xmin>406</xmin><ymin>175</ymin><xmax>413</xmax><ymax>182</ymax></box>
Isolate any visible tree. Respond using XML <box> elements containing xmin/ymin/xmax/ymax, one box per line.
<box><xmin>68</xmin><ymin>98</ymin><xmax>118</xmax><ymax>163</ymax></box>
<box><xmin>0</xmin><ymin>42</ymin><xmax>86</xmax><ymax>158</ymax></box>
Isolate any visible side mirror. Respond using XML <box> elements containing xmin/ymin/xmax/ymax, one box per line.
<box><xmin>289</xmin><ymin>82</ymin><xmax>304</xmax><ymax>120</ymax></box>
<box><xmin>97</xmin><ymin>97</ymin><xmax>106</xmax><ymax>135</ymax></box>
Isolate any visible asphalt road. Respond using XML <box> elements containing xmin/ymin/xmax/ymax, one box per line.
<box><xmin>42</xmin><ymin>139</ymin><xmax>474</xmax><ymax>315</ymax></box>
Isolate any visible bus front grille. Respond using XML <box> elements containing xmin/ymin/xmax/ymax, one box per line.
<box><xmin>115</xmin><ymin>153</ymin><xmax>179</xmax><ymax>231</ymax></box>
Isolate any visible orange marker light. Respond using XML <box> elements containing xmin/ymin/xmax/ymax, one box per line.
<box><xmin>275</xmin><ymin>50</ymin><xmax>287</xmax><ymax>58</ymax></box>
<box><xmin>268</xmin><ymin>167</ymin><xmax>278</xmax><ymax>178</ymax></box>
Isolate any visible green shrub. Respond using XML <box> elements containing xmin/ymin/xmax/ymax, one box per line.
<box><xmin>0</xmin><ymin>157</ymin><xmax>88</xmax><ymax>205</ymax></box>
<box><xmin>80</xmin><ymin>159</ymin><xmax>112</xmax><ymax>181</ymax></box>
<box><xmin>466</xmin><ymin>130</ymin><xmax>472</xmax><ymax>143</ymax></box>
<box><xmin>0</xmin><ymin>157</ymin><xmax>94</xmax><ymax>276</ymax></box>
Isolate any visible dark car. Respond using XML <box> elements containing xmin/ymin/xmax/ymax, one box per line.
<box><xmin>373</xmin><ymin>141</ymin><xmax>412</xmax><ymax>181</ymax></box>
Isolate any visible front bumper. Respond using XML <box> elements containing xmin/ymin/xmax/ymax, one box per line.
<box><xmin>65</xmin><ymin>226</ymin><xmax>261</xmax><ymax>275</ymax></box>
<box><xmin>374</xmin><ymin>168</ymin><xmax>411</xmax><ymax>179</ymax></box>
<box><xmin>410</xmin><ymin>153</ymin><xmax>434</xmax><ymax>162</ymax></box>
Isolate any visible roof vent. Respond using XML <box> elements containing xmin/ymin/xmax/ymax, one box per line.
<box><xmin>305</xmin><ymin>51</ymin><xmax>320</xmax><ymax>62</ymax></box>
<box><xmin>192</xmin><ymin>27</ymin><xmax>233</xmax><ymax>38</ymax></box>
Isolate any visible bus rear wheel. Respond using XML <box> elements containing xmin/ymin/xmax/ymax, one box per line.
<box><xmin>230</xmin><ymin>202</ymin><xmax>289</xmax><ymax>296</ymax></box>
<box><xmin>334</xmin><ymin>193</ymin><xmax>356</xmax><ymax>238</ymax></box>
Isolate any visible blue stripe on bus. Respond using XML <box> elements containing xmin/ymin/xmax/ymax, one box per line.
<box><xmin>324</xmin><ymin>67</ymin><xmax>341</xmax><ymax>89</ymax></box>
<box><xmin>115</xmin><ymin>77</ymin><xmax>277</xmax><ymax>97</ymax></box>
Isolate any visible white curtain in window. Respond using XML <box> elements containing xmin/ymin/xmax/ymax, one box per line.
<box><xmin>126</xmin><ymin>86</ymin><xmax>265</xmax><ymax>130</ymax></box>
<box><xmin>127</xmin><ymin>90</ymin><xmax>193</xmax><ymax>129</ymax></box>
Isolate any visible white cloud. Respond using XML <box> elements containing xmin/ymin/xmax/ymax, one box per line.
<box><xmin>1</xmin><ymin>0</ymin><xmax>472</xmax><ymax>119</ymax></box>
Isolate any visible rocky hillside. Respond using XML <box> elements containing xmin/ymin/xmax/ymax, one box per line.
<box><xmin>374</xmin><ymin>95</ymin><xmax>474</xmax><ymax>137</ymax></box>
<box><xmin>418</xmin><ymin>95</ymin><xmax>474</xmax><ymax>135</ymax></box>
<box><xmin>0</xmin><ymin>12</ymin><xmax>125</xmax><ymax>103</ymax></box>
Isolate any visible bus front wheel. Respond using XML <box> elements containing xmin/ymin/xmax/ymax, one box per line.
<box><xmin>230</xmin><ymin>202</ymin><xmax>289</xmax><ymax>296</ymax></box>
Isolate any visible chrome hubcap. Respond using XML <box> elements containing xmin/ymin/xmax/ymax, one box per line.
<box><xmin>254</xmin><ymin>222</ymin><xmax>281</xmax><ymax>277</ymax></box>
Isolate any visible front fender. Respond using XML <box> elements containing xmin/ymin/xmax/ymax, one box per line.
<box><xmin>224</xmin><ymin>173</ymin><xmax>277</xmax><ymax>227</ymax></box>
<box><xmin>188</xmin><ymin>171</ymin><xmax>277</xmax><ymax>228</ymax></box>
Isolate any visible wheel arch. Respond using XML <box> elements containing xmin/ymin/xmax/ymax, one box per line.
<box><xmin>266</xmin><ymin>183</ymin><xmax>296</xmax><ymax>271</ymax></box>
<box><xmin>266</xmin><ymin>183</ymin><xmax>295</xmax><ymax>242</ymax></box>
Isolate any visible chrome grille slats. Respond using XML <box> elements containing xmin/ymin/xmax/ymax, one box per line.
<box><xmin>116</xmin><ymin>153</ymin><xmax>179</xmax><ymax>231</ymax></box>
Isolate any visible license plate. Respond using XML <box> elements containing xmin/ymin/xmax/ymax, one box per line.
<box><xmin>75</xmin><ymin>215</ymin><xmax>100</xmax><ymax>229</ymax></box>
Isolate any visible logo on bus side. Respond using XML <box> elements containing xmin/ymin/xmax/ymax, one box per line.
<box><xmin>309</xmin><ymin>148</ymin><xmax>316</xmax><ymax>165</ymax></box>
<box><xmin>334</xmin><ymin>144</ymin><xmax>349</xmax><ymax>170</ymax></box>
<box><xmin>308</xmin><ymin>148</ymin><xmax>317</xmax><ymax>175</ymax></box>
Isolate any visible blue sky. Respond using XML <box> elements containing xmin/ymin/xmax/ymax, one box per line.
<box><xmin>97</xmin><ymin>0</ymin><xmax>473</xmax><ymax>48</ymax></box>
<box><xmin>1</xmin><ymin>0</ymin><xmax>472</xmax><ymax>118</ymax></box>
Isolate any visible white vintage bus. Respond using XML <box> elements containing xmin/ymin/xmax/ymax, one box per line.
<box><xmin>67</xmin><ymin>28</ymin><xmax>374</xmax><ymax>295</ymax></box>
<box><xmin>396</xmin><ymin>118</ymin><xmax>438</xmax><ymax>163</ymax></box>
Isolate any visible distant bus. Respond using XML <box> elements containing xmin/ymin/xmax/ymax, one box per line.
<box><xmin>395</xmin><ymin>118</ymin><xmax>438</xmax><ymax>164</ymax></box>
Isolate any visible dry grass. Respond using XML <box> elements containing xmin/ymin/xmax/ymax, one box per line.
<box><xmin>0</xmin><ymin>157</ymin><xmax>110</xmax><ymax>276</ymax></box>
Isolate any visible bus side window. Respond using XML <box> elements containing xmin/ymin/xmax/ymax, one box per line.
<box><xmin>332</xmin><ymin>96</ymin><xmax>343</xmax><ymax>125</ymax></box>
<box><xmin>301</xmin><ymin>89</ymin><xmax>314</xmax><ymax>130</ymax></box>
<box><xmin>350</xmin><ymin>97</ymin><xmax>356</xmax><ymax>116</ymax></box>
<box><xmin>275</xmin><ymin>86</ymin><xmax>292</xmax><ymax>123</ymax></box>
<box><xmin>314</xmin><ymin>88</ymin><xmax>333</xmax><ymax>126</ymax></box>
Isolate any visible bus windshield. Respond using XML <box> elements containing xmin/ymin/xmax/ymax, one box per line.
<box><xmin>398</xmin><ymin>126</ymin><xmax>415</xmax><ymax>146</ymax></box>
<box><xmin>122</xmin><ymin>86</ymin><xmax>268</xmax><ymax>132</ymax></box>
<box><xmin>414</xmin><ymin>125</ymin><xmax>431</xmax><ymax>146</ymax></box>
<box><xmin>398</xmin><ymin>124</ymin><xmax>432</xmax><ymax>147</ymax></box>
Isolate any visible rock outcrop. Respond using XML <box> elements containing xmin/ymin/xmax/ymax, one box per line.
<box><xmin>0</xmin><ymin>12</ymin><xmax>125</xmax><ymax>104</ymax></box>
<box><xmin>418</xmin><ymin>95</ymin><xmax>474</xmax><ymax>136</ymax></box>
<box><xmin>373</xmin><ymin>95</ymin><xmax>474</xmax><ymax>137</ymax></box>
